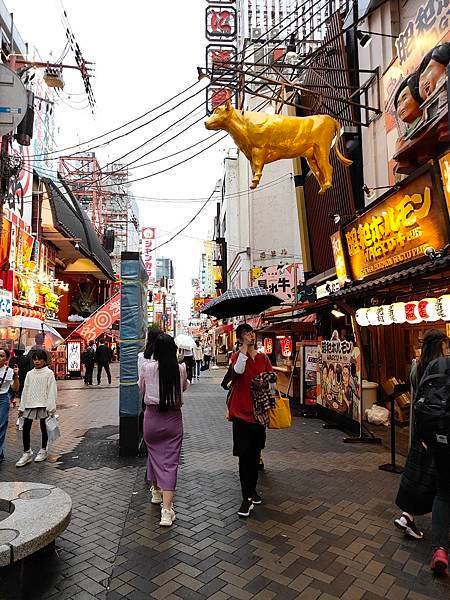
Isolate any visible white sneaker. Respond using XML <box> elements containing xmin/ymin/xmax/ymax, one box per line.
<box><xmin>150</xmin><ymin>486</ymin><xmax>163</xmax><ymax>505</ymax></box>
<box><xmin>16</xmin><ymin>450</ymin><xmax>33</xmax><ymax>467</ymax></box>
<box><xmin>34</xmin><ymin>448</ymin><xmax>48</xmax><ymax>463</ymax></box>
<box><xmin>159</xmin><ymin>507</ymin><xmax>175</xmax><ymax>527</ymax></box>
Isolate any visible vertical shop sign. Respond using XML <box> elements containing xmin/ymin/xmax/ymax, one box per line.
<box><xmin>0</xmin><ymin>217</ymin><xmax>12</xmax><ymax>270</ymax></box>
<box><xmin>317</xmin><ymin>331</ymin><xmax>361</xmax><ymax>422</ymax></box>
<box><xmin>0</xmin><ymin>289</ymin><xmax>12</xmax><ymax>317</ymax></box>
<box><xmin>141</xmin><ymin>227</ymin><xmax>156</xmax><ymax>282</ymax></box>
<box><xmin>67</xmin><ymin>341</ymin><xmax>81</xmax><ymax>372</ymax></box>
<box><xmin>204</xmin><ymin>0</ymin><xmax>237</xmax><ymax>114</ymax></box>
<box><xmin>439</xmin><ymin>151</ymin><xmax>450</xmax><ymax>218</ymax></box>
<box><xmin>330</xmin><ymin>231</ymin><xmax>349</xmax><ymax>286</ymax></box>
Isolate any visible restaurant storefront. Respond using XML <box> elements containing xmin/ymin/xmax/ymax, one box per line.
<box><xmin>328</xmin><ymin>155</ymin><xmax>450</xmax><ymax>430</ymax></box>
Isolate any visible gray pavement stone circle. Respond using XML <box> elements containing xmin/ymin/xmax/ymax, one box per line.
<box><xmin>0</xmin><ymin>364</ymin><xmax>448</xmax><ymax>599</ymax></box>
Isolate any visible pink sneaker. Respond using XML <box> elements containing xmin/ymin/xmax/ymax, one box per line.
<box><xmin>431</xmin><ymin>548</ymin><xmax>448</xmax><ymax>575</ymax></box>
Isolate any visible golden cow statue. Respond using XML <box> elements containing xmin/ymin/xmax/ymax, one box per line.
<box><xmin>205</xmin><ymin>100</ymin><xmax>352</xmax><ymax>192</ymax></box>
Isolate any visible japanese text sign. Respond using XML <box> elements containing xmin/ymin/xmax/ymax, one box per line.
<box><xmin>341</xmin><ymin>169</ymin><xmax>450</xmax><ymax>280</ymax></box>
<box><xmin>251</xmin><ymin>263</ymin><xmax>303</xmax><ymax>302</ymax></box>
<box><xmin>0</xmin><ymin>289</ymin><xmax>12</xmax><ymax>318</ymax></box>
<box><xmin>73</xmin><ymin>293</ymin><xmax>121</xmax><ymax>342</ymax></box>
<box><xmin>317</xmin><ymin>331</ymin><xmax>361</xmax><ymax>422</ymax></box>
<box><xmin>395</xmin><ymin>0</ymin><xmax>449</xmax><ymax>69</ymax></box>
<box><xmin>141</xmin><ymin>227</ymin><xmax>156</xmax><ymax>281</ymax></box>
<box><xmin>205</xmin><ymin>5</ymin><xmax>237</xmax><ymax>41</ymax></box>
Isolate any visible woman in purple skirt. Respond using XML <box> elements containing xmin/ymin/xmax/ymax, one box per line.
<box><xmin>139</xmin><ymin>334</ymin><xmax>189</xmax><ymax>526</ymax></box>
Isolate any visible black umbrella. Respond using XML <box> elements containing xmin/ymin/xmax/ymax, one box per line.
<box><xmin>201</xmin><ymin>287</ymin><xmax>283</xmax><ymax>319</ymax></box>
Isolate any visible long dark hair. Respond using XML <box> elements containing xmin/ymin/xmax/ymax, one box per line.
<box><xmin>153</xmin><ymin>334</ymin><xmax>181</xmax><ymax>412</ymax></box>
<box><xmin>144</xmin><ymin>325</ymin><xmax>162</xmax><ymax>359</ymax></box>
<box><xmin>417</xmin><ymin>329</ymin><xmax>449</xmax><ymax>381</ymax></box>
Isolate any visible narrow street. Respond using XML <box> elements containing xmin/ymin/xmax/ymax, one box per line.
<box><xmin>0</xmin><ymin>368</ymin><xmax>448</xmax><ymax>600</ymax></box>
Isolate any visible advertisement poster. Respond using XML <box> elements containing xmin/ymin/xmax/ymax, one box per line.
<box><xmin>317</xmin><ymin>331</ymin><xmax>361</xmax><ymax>422</ymax></box>
<box><xmin>67</xmin><ymin>341</ymin><xmax>81</xmax><ymax>372</ymax></box>
<box><xmin>302</xmin><ymin>343</ymin><xmax>319</xmax><ymax>406</ymax></box>
<box><xmin>251</xmin><ymin>263</ymin><xmax>303</xmax><ymax>302</ymax></box>
<box><xmin>383</xmin><ymin>2</ymin><xmax>449</xmax><ymax>176</ymax></box>
<box><xmin>73</xmin><ymin>292</ymin><xmax>121</xmax><ymax>342</ymax></box>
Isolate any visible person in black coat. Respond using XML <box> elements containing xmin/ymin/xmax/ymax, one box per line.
<box><xmin>81</xmin><ymin>340</ymin><xmax>96</xmax><ymax>386</ymax></box>
<box><xmin>95</xmin><ymin>339</ymin><xmax>112</xmax><ymax>385</ymax></box>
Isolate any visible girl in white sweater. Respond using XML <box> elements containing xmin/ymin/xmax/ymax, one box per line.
<box><xmin>16</xmin><ymin>349</ymin><xmax>57</xmax><ymax>467</ymax></box>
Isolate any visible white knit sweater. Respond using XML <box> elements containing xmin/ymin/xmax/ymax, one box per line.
<box><xmin>20</xmin><ymin>367</ymin><xmax>57</xmax><ymax>413</ymax></box>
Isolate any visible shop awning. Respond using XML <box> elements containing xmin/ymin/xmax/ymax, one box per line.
<box><xmin>331</xmin><ymin>255</ymin><xmax>450</xmax><ymax>300</ymax></box>
<box><xmin>260</xmin><ymin>313</ymin><xmax>317</xmax><ymax>333</ymax></box>
<box><xmin>41</xmin><ymin>177</ymin><xmax>115</xmax><ymax>281</ymax></box>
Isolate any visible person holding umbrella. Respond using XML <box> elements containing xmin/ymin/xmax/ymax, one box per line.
<box><xmin>228</xmin><ymin>324</ymin><xmax>273</xmax><ymax>518</ymax></box>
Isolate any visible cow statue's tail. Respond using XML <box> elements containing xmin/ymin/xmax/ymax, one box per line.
<box><xmin>333</xmin><ymin>120</ymin><xmax>353</xmax><ymax>166</ymax></box>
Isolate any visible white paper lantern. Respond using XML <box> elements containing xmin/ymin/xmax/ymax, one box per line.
<box><xmin>436</xmin><ymin>295</ymin><xmax>450</xmax><ymax>321</ymax></box>
<box><xmin>390</xmin><ymin>302</ymin><xmax>406</xmax><ymax>324</ymax></box>
<box><xmin>379</xmin><ymin>304</ymin><xmax>393</xmax><ymax>326</ymax></box>
<box><xmin>355</xmin><ymin>308</ymin><xmax>370</xmax><ymax>326</ymax></box>
<box><xmin>405</xmin><ymin>301</ymin><xmax>423</xmax><ymax>324</ymax></box>
<box><xmin>418</xmin><ymin>298</ymin><xmax>439</xmax><ymax>322</ymax></box>
<box><xmin>367</xmin><ymin>306</ymin><xmax>380</xmax><ymax>326</ymax></box>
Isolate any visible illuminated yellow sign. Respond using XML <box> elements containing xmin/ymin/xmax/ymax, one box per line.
<box><xmin>439</xmin><ymin>152</ymin><xmax>450</xmax><ymax>217</ymax></box>
<box><xmin>341</xmin><ymin>170</ymin><xmax>449</xmax><ymax>280</ymax></box>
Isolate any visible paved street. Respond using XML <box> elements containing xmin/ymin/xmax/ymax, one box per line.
<box><xmin>0</xmin><ymin>366</ymin><xmax>449</xmax><ymax>600</ymax></box>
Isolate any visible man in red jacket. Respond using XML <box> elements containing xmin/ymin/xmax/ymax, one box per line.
<box><xmin>228</xmin><ymin>323</ymin><xmax>273</xmax><ymax>517</ymax></box>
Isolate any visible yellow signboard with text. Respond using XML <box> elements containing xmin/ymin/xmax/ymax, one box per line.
<box><xmin>341</xmin><ymin>168</ymin><xmax>449</xmax><ymax>280</ymax></box>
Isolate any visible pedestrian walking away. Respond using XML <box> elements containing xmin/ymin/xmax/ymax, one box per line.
<box><xmin>0</xmin><ymin>349</ymin><xmax>20</xmax><ymax>462</ymax></box>
<box><xmin>228</xmin><ymin>323</ymin><xmax>273</xmax><ymax>518</ymax></box>
<box><xmin>183</xmin><ymin>346</ymin><xmax>194</xmax><ymax>383</ymax></box>
<box><xmin>203</xmin><ymin>344</ymin><xmax>212</xmax><ymax>370</ymax></box>
<box><xmin>193</xmin><ymin>340</ymin><xmax>203</xmax><ymax>380</ymax></box>
<box><xmin>394</xmin><ymin>330</ymin><xmax>448</xmax><ymax>542</ymax></box>
<box><xmin>139</xmin><ymin>333</ymin><xmax>189</xmax><ymax>527</ymax></box>
<box><xmin>81</xmin><ymin>340</ymin><xmax>96</xmax><ymax>386</ymax></box>
<box><xmin>95</xmin><ymin>338</ymin><xmax>112</xmax><ymax>385</ymax></box>
<box><xmin>16</xmin><ymin>349</ymin><xmax>57</xmax><ymax>467</ymax></box>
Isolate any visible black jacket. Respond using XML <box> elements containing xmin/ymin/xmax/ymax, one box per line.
<box><xmin>95</xmin><ymin>345</ymin><xmax>112</xmax><ymax>364</ymax></box>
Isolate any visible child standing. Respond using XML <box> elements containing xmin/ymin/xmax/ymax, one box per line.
<box><xmin>16</xmin><ymin>349</ymin><xmax>57</xmax><ymax>467</ymax></box>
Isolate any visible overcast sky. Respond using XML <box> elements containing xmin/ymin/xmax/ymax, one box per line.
<box><xmin>9</xmin><ymin>0</ymin><xmax>230</xmax><ymax>319</ymax></box>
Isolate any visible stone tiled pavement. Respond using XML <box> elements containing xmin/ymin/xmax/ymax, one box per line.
<box><xmin>0</xmin><ymin>365</ymin><xmax>449</xmax><ymax>599</ymax></box>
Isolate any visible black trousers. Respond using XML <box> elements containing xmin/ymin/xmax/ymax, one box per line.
<box><xmin>97</xmin><ymin>362</ymin><xmax>111</xmax><ymax>384</ymax></box>
<box><xmin>23</xmin><ymin>418</ymin><xmax>48</xmax><ymax>452</ymax></box>
<box><xmin>232</xmin><ymin>418</ymin><xmax>266</xmax><ymax>500</ymax></box>
<box><xmin>84</xmin><ymin>363</ymin><xmax>94</xmax><ymax>385</ymax></box>
<box><xmin>204</xmin><ymin>355</ymin><xmax>211</xmax><ymax>369</ymax></box>
<box><xmin>184</xmin><ymin>356</ymin><xmax>194</xmax><ymax>382</ymax></box>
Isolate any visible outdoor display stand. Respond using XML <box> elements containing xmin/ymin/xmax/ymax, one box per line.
<box><xmin>298</xmin><ymin>340</ymin><xmax>319</xmax><ymax>417</ymax></box>
<box><xmin>379</xmin><ymin>383</ymin><xmax>409</xmax><ymax>474</ymax></box>
<box><xmin>316</xmin><ymin>331</ymin><xmax>381</xmax><ymax>444</ymax></box>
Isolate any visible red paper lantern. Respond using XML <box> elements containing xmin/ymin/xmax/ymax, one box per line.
<box><xmin>263</xmin><ymin>337</ymin><xmax>273</xmax><ymax>354</ymax></box>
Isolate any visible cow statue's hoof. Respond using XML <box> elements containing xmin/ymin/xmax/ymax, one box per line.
<box><xmin>319</xmin><ymin>183</ymin><xmax>332</xmax><ymax>194</ymax></box>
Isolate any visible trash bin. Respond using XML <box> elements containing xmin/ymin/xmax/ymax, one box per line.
<box><xmin>362</xmin><ymin>380</ymin><xmax>378</xmax><ymax>419</ymax></box>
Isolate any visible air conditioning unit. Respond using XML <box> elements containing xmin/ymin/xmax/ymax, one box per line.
<box><xmin>270</xmin><ymin>27</ymin><xmax>282</xmax><ymax>41</ymax></box>
<box><xmin>251</xmin><ymin>27</ymin><xmax>263</xmax><ymax>40</ymax></box>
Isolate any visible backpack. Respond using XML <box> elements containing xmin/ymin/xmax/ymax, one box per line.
<box><xmin>414</xmin><ymin>356</ymin><xmax>450</xmax><ymax>447</ymax></box>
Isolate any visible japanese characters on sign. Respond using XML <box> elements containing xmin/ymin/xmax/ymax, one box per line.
<box><xmin>205</xmin><ymin>1</ymin><xmax>237</xmax><ymax>114</ymax></box>
<box><xmin>339</xmin><ymin>170</ymin><xmax>450</xmax><ymax>280</ymax></box>
<box><xmin>383</xmin><ymin>3</ymin><xmax>448</xmax><ymax>176</ymax></box>
<box><xmin>141</xmin><ymin>227</ymin><xmax>156</xmax><ymax>282</ymax></box>
<box><xmin>0</xmin><ymin>289</ymin><xmax>12</xmax><ymax>318</ymax></box>
<box><xmin>74</xmin><ymin>293</ymin><xmax>121</xmax><ymax>342</ymax></box>
<box><xmin>205</xmin><ymin>5</ymin><xmax>237</xmax><ymax>40</ymax></box>
<box><xmin>251</xmin><ymin>263</ymin><xmax>303</xmax><ymax>302</ymax></box>
<box><xmin>395</xmin><ymin>0</ymin><xmax>448</xmax><ymax>68</ymax></box>
<box><xmin>263</xmin><ymin>337</ymin><xmax>273</xmax><ymax>354</ymax></box>
<box><xmin>67</xmin><ymin>341</ymin><xmax>81</xmax><ymax>372</ymax></box>
<box><xmin>439</xmin><ymin>151</ymin><xmax>450</xmax><ymax>217</ymax></box>
<box><xmin>317</xmin><ymin>331</ymin><xmax>361</xmax><ymax>422</ymax></box>
<box><xmin>206</xmin><ymin>45</ymin><xmax>236</xmax><ymax>79</ymax></box>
